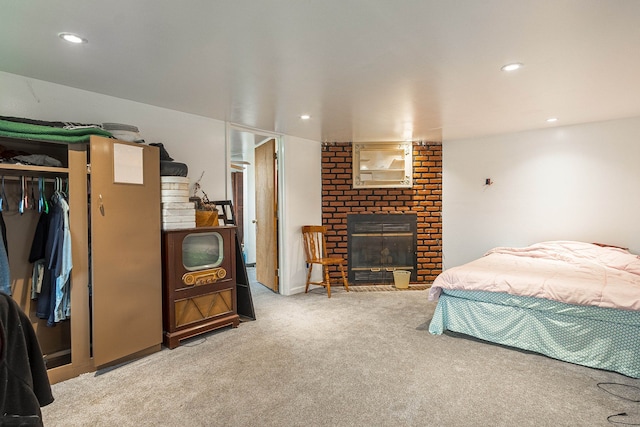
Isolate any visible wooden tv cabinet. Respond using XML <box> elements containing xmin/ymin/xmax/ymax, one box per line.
<box><xmin>161</xmin><ymin>226</ymin><xmax>240</xmax><ymax>349</ymax></box>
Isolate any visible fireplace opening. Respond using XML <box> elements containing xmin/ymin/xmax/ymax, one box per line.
<box><xmin>347</xmin><ymin>213</ymin><xmax>417</xmax><ymax>285</ymax></box>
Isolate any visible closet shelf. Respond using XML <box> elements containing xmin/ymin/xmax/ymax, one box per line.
<box><xmin>0</xmin><ymin>163</ymin><xmax>70</xmax><ymax>176</ymax></box>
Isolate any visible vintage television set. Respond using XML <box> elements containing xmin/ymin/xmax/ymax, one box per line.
<box><xmin>161</xmin><ymin>226</ymin><xmax>240</xmax><ymax>349</ymax></box>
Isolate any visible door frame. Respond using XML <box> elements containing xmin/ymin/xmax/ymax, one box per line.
<box><xmin>226</xmin><ymin>122</ymin><xmax>285</xmax><ymax>295</ymax></box>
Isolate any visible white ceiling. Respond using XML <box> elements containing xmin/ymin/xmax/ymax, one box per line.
<box><xmin>2</xmin><ymin>0</ymin><xmax>640</xmax><ymax>147</ymax></box>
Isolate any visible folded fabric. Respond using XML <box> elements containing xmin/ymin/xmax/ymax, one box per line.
<box><xmin>0</xmin><ymin>115</ymin><xmax>103</xmax><ymax>130</ymax></box>
<box><xmin>102</xmin><ymin>122</ymin><xmax>139</xmax><ymax>132</ymax></box>
<box><xmin>12</xmin><ymin>154</ymin><xmax>63</xmax><ymax>167</ymax></box>
<box><xmin>0</xmin><ymin>118</ymin><xmax>112</xmax><ymax>144</ymax></box>
<box><xmin>109</xmin><ymin>130</ymin><xmax>143</xmax><ymax>143</ymax></box>
<box><xmin>0</xmin><ymin>147</ymin><xmax>30</xmax><ymax>159</ymax></box>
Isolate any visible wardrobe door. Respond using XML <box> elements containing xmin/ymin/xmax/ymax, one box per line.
<box><xmin>90</xmin><ymin>136</ymin><xmax>162</xmax><ymax>367</ymax></box>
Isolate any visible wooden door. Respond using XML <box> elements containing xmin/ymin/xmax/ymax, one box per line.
<box><xmin>90</xmin><ymin>137</ymin><xmax>162</xmax><ymax>367</ymax></box>
<box><xmin>255</xmin><ymin>138</ymin><xmax>278</xmax><ymax>292</ymax></box>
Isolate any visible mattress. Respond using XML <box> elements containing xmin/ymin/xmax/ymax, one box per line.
<box><xmin>429</xmin><ymin>241</ymin><xmax>640</xmax><ymax>311</ymax></box>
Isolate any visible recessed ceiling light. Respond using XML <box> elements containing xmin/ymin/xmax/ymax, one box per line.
<box><xmin>500</xmin><ymin>62</ymin><xmax>523</xmax><ymax>72</ymax></box>
<box><xmin>546</xmin><ymin>117</ymin><xmax>558</xmax><ymax>123</ymax></box>
<box><xmin>58</xmin><ymin>32</ymin><xmax>87</xmax><ymax>44</ymax></box>
<box><xmin>300</xmin><ymin>114</ymin><xmax>311</xmax><ymax>120</ymax></box>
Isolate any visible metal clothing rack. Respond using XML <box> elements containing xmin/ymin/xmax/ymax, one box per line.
<box><xmin>0</xmin><ymin>175</ymin><xmax>67</xmax><ymax>214</ymax></box>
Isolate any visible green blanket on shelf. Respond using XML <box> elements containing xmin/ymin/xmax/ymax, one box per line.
<box><xmin>0</xmin><ymin>118</ymin><xmax>112</xmax><ymax>143</ymax></box>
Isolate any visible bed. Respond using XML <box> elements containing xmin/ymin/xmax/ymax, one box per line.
<box><xmin>428</xmin><ymin>241</ymin><xmax>640</xmax><ymax>378</ymax></box>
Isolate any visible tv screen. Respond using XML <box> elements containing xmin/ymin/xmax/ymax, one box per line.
<box><xmin>182</xmin><ymin>232</ymin><xmax>223</xmax><ymax>271</ymax></box>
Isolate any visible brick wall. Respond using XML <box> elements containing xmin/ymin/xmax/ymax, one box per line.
<box><xmin>321</xmin><ymin>142</ymin><xmax>442</xmax><ymax>284</ymax></box>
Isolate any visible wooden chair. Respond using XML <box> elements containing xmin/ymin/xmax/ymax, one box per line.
<box><xmin>301</xmin><ymin>225</ymin><xmax>349</xmax><ymax>298</ymax></box>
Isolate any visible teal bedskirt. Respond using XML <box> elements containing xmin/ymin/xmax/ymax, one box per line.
<box><xmin>429</xmin><ymin>290</ymin><xmax>640</xmax><ymax>378</ymax></box>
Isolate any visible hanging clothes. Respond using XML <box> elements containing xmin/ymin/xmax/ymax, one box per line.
<box><xmin>0</xmin><ymin>231</ymin><xmax>9</xmax><ymax>296</ymax></box>
<box><xmin>0</xmin><ymin>199</ymin><xmax>9</xmax><ymax>294</ymax></box>
<box><xmin>29</xmin><ymin>211</ymin><xmax>49</xmax><ymax>301</ymax></box>
<box><xmin>35</xmin><ymin>202</ymin><xmax>62</xmax><ymax>323</ymax></box>
<box><xmin>31</xmin><ymin>260</ymin><xmax>45</xmax><ymax>301</ymax></box>
<box><xmin>0</xmin><ymin>193</ymin><xmax>10</xmax><ymax>295</ymax></box>
<box><xmin>29</xmin><ymin>209</ymin><xmax>49</xmax><ymax>263</ymax></box>
<box><xmin>34</xmin><ymin>180</ymin><xmax>72</xmax><ymax>326</ymax></box>
<box><xmin>0</xmin><ymin>176</ymin><xmax>7</xmax><ymax>246</ymax></box>
<box><xmin>53</xmin><ymin>194</ymin><xmax>71</xmax><ymax>322</ymax></box>
<box><xmin>0</xmin><ymin>209</ymin><xmax>7</xmax><ymax>256</ymax></box>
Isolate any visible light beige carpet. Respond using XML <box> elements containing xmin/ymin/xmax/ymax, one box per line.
<box><xmin>41</xmin><ymin>273</ymin><xmax>637</xmax><ymax>427</ymax></box>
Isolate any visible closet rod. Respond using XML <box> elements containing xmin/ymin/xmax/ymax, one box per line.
<box><xmin>0</xmin><ymin>175</ymin><xmax>67</xmax><ymax>184</ymax></box>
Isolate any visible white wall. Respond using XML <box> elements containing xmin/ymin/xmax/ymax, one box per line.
<box><xmin>280</xmin><ymin>135</ymin><xmax>323</xmax><ymax>295</ymax></box>
<box><xmin>0</xmin><ymin>71</ymin><xmax>228</xmax><ymax>200</ymax></box>
<box><xmin>0</xmin><ymin>71</ymin><xmax>325</xmax><ymax>295</ymax></box>
<box><xmin>442</xmin><ymin>116</ymin><xmax>640</xmax><ymax>268</ymax></box>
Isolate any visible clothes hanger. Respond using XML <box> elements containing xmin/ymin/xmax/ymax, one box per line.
<box><xmin>52</xmin><ymin>176</ymin><xmax>67</xmax><ymax>204</ymax></box>
<box><xmin>30</xmin><ymin>176</ymin><xmax>36</xmax><ymax>210</ymax></box>
<box><xmin>38</xmin><ymin>176</ymin><xmax>49</xmax><ymax>213</ymax></box>
<box><xmin>19</xmin><ymin>176</ymin><xmax>28</xmax><ymax>214</ymax></box>
<box><xmin>51</xmin><ymin>177</ymin><xmax>60</xmax><ymax>205</ymax></box>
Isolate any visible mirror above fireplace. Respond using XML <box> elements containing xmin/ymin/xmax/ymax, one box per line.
<box><xmin>352</xmin><ymin>142</ymin><xmax>413</xmax><ymax>188</ymax></box>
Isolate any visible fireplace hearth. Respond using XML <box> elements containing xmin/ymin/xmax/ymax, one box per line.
<box><xmin>347</xmin><ymin>213</ymin><xmax>417</xmax><ymax>285</ymax></box>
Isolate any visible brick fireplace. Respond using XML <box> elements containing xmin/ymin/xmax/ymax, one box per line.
<box><xmin>321</xmin><ymin>142</ymin><xmax>442</xmax><ymax>285</ymax></box>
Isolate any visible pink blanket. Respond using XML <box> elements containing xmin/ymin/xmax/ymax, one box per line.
<box><xmin>428</xmin><ymin>241</ymin><xmax>640</xmax><ymax>311</ymax></box>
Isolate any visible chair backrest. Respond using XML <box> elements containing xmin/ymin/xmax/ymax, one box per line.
<box><xmin>211</xmin><ymin>200</ymin><xmax>236</xmax><ymax>225</ymax></box>
<box><xmin>301</xmin><ymin>225</ymin><xmax>328</xmax><ymax>262</ymax></box>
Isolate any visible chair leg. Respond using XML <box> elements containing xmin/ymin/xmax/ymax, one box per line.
<box><xmin>323</xmin><ymin>265</ymin><xmax>331</xmax><ymax>298</ymax></box>
<box><xmin>339</xmin><ymin>263</ymin><xmax>349</xmax><ymax>292</ymax></box>
<box><xmin>305</xmin><ymin>263</ymin><xmax>313</xmax><ymax>293</ymax></box>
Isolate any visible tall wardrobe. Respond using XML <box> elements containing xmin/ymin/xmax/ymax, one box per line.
<box><xmin>1</xmin><ymin>135</ymin><xmax>162</xmax><ymax>384</ymax></box>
